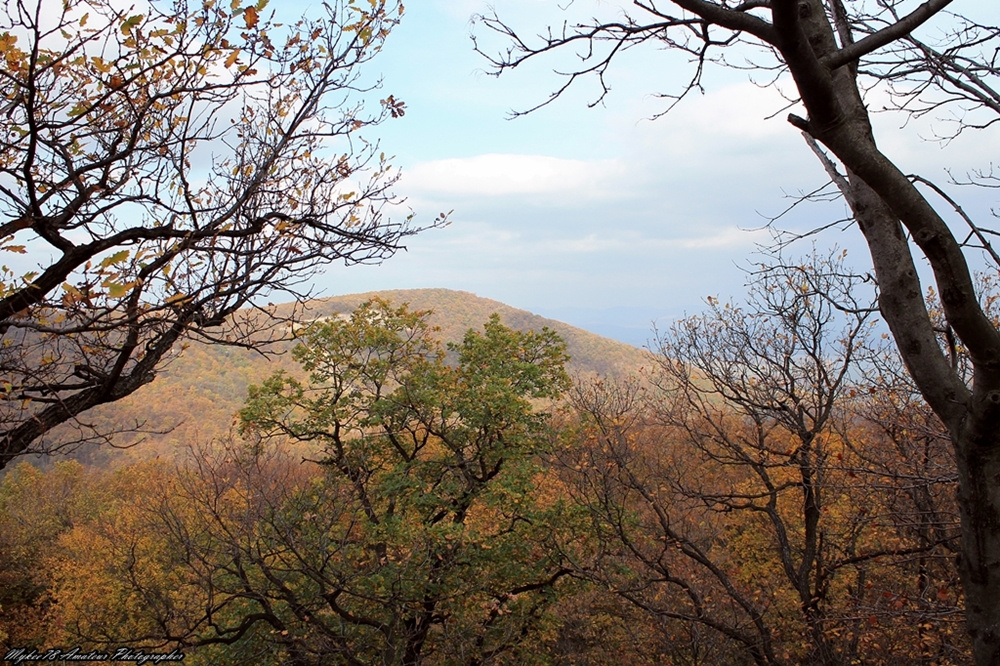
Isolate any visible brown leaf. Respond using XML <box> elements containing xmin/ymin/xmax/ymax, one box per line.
<box><xmin>243</xmin><ymin>6</ymin><xmax>259</xmax><ymax>29</ymax></box>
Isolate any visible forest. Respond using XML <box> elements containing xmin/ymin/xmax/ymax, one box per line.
<box><xmin>0</xmin><ymin>262</ymin><xmax>973</xmax><ymax>664</ymax></box>
<box><xmin>1</xmin><ymin>0</ymin><xmax>998</xmax><ymax>663</ymax></box>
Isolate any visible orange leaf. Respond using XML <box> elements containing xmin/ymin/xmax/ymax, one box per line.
<box><xmin>243</xmin><ymin>6</ymin><xmax>259</xmax><ymax>29</ymax></box>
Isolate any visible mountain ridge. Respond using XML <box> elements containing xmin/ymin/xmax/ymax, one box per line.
<box><xmin>39</xmin><ymin>289</ymin><xmax>651</xmax><ymax>467</ymax></box>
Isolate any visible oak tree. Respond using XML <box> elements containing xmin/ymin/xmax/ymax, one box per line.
<box><xmin>48</xmin><ymin>300</ymin><xmax>577</xmax><ymax>665</ymax></box>
<box><xmin>0</xmin><ymin>0</ymin><xmax>437</xmax><ymax>468</ymax></box>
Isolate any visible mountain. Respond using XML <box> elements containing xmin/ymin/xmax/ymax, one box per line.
<box><xmin>42</xmin><ymin>289</ymin><xmax>651</xmax><ymax>467</ymax></box>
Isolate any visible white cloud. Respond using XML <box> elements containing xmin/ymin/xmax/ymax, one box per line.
<box><xmin>419</xmin><ymin>223</ymin><xmax>767</xmax><ymax>261</ymax></box>
<box><xmin>674</xmin><ymin>225</ymin><xmax>769</xmax><ymax>249</ymax></box>
<box><xmin>558</xmin><ymin>226</ymin><xmax>767</xmax><ymax>253</ymax></box>
<box><xmin>402</xmin><ymin>153</ymin><xmax>627</xmax><ymax>198</ymax></box>
<box><xmin>666</xmin><ymin>81</ymin><xmax>799</xmax><ymax>142</ymax></box>
<box><xmin>612</xmin><ymin>80</ymin><xmax>811</xmax><ymax>171</ymax></box>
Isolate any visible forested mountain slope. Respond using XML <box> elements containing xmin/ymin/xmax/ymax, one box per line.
<box><xmin>42</xmin><ymin>289</ymin><xmax>649</xmax><ymax>466</ymax></box>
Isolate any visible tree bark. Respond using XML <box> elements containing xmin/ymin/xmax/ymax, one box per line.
<box><xmin>775</xmin><ymin>1</ymin><xmax>1000</xmax><ymax>661</ymax></box>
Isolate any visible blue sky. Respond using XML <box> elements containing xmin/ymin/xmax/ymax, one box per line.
<box><xmin>308</xmin><ymin>0</ymin><xmax>997</xmax><ymax>347</ymax></box>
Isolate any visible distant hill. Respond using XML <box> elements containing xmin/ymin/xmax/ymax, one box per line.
<box><xmin>40</xmin><ymin>289</ymin><xmax>651</xmax><ymax>467</ymax></box>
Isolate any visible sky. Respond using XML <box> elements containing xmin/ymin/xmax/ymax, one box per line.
<box><xmin>300</xmin><ymin>0</ymin><xmax>997</xmax><ymax>347</ymax></box>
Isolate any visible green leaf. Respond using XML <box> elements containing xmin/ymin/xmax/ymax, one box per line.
<box><xmin>120</xmin><ymin>14</ymin><xmax>143</xmax><ymax>36</ymax></box>
<box><xmin>100</xmin><ymin>249</ymin><xmax>130</xmax><ymax>268</ymax></box>
<box><xmin>107</xmin><ymin>282</ymin><xmax>129</xmax><ymax>298</ymax></box>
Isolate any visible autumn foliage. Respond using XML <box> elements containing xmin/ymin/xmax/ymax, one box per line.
<box><xmin>0</xmin><ymin>274</ymin><xmax>974</xmax><ymax>664</ymax></box>
<box><xmin>0</xmin><ymin>0</ymin><xmax>434</xmax><ymax>470</ymax></box>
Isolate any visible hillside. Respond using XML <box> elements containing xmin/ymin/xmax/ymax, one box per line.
<box><xmin>43</xmin><ymin>289</ymin><xmax>651</xmax><ymax>466</ymax></box>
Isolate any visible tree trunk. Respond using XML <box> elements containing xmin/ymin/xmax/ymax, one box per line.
<box><xmin>833</xmin><ymin>144</ymin><xmax>1000</xmax><ymax>665</ymax></box>
<box><xmin>955</xmin><ymin>429</ymin><xmax>1000</xmax><ymax>664</ymax></box>
<box><xmin>772</xmin><ymin>2</ymin><xmax>1000</xmax><ymax>661</ymax></box>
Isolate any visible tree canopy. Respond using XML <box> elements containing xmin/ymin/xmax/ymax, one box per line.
<box><xmin>0</xmin><ymin>0</ymin><xmax>441</xmax><ymax>469</ymax></box>
<box><xmin>0</xmin><ymin>288</ymin><xmax>979</xmax><ymax>663</ymax></box>
<box><xmin>26</xmin><ymin>300</ymin><xmax>577</xmax><ymax>664</ymax></box>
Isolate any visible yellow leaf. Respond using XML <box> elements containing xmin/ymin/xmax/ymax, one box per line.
<box><xmin>225</xmin><ymin>49</ymin><xmax>240</xmax><ymax>68</ymax></box>
<box><xmin>91</xmin><ymin>56</ymin><xmax>111</xmax><ymax>73</ymax></box>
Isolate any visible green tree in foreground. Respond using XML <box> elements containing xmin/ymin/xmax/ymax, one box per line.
<box><xmin>44</xmin><ymin>299</ymin><xmax>577</xmax><ymax>665</ymax></box>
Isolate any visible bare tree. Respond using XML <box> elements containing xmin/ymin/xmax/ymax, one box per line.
<box><xmin>476</xmin><ymin>1</ymin><xmax>1000</xmax><ymax>660</ymax></box>
<box><xmin>561</xmin><ymin>252</ymin><xmax>966</xmax><ymax>664</ymax></box>
<box><xmin>841</xmin><ymin>328</ymin><xmax>965</xmax><ymax>665</ymax></box>
<box><xmin>0</xmin><ymin>0</ymin><xmax>441</xmax><ymax>468</ymax></box>
<box><xmin>652</xmin><ymin>253</ymin><xmax>874</xmax><ymax>664</ymax></box>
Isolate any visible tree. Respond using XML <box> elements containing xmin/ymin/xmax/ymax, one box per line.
<box><xmin>840</xmin><ymin>317</ymin><xmax>965</xmax><ymax>665</ymax></box>
<box><xmin>560</xmin><ymin>252</ymin><xmax>966</xmax><ymax>664</ymax></box>
<box><xmin>475</xmin><ymin>1</ymin><xmax>1000</xmax><ymax>661</ymax></box>
<box><xmin>650</xmin><ymin>253</ymin><xmax>876</xmax><ymax>664</ymax></box>
<box><xmin>47</xmin><ymin>299</ymin><xmax>577</xmax><ymax>664</ymax></box>
<box><xmin>0</xmin><ymin>0</ymin><xmax>440</xmax><ymax>469</ymax></box>
<box><xmin>0</xmin><ymin>459</ymin><xmax>94</xmax><ymax>649</ymax></box>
